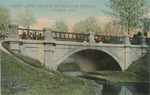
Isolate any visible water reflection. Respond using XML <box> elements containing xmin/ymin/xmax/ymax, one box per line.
<box><xmin>62</xmin><ymin>71</ymin><xmax>150</xmax><ymax>95</ymax></box>
<box><xmin>101</xmin><ymin>83</ymin><xmax>150</xmax><ymax>95</ymax></box>
<box><xmin>119</xmin><ymin>86</ymin><xmax>133</xmax><ymax>95</ymax></box>
<box><xmin>62</xmin><ymin>71</ymin><xmax>83</xmax><ymax>76</ymax></box>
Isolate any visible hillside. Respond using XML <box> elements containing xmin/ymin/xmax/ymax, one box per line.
<box><xmin>1</xmin><ymin>50</ymin><xmax>100</xmax><ymax>95</ymax></box>
<box><xmin>126</xmin><ymin>50</ymin><xmax>150</xmax><ymax>81</ymax></box>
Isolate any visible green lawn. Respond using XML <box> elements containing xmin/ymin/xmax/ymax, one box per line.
<box><xmin>1</xmin><ymin>50</ymin><xmax>100</xmax><ymax>95</ymax></box>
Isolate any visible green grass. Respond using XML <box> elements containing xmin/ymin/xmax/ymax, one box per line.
<box><xmin>86</xmin><ymin>71</ymin><xmax>138</xmax><ymax>82</ymax></box>
<box><xmin>1</xmin><ymin>50</ymin><xmax>100</xmax><ymax>95</ymax></box>
<box><xmin>2</xmin><ymin>41</ymin><xmax>53</xmax><ymax>72</ymax></box>
<box><xmin>57</xmin><ymin>62</ymin><xmax>80</xmax><ymax>72</ymax></box>
<box><xmin>126</xmin><ymin>51</ymin><xmax>150</xmax><ymax>81</ymax></box>
<box><xmin>13</xmin><ymin>53</ymin><xmax>54</xmax><ymax>72</ymax></box>
<box><xmin>85</xmin><ymin>50</ymin><xmax>150</xmax><ymax>83</ymax></box>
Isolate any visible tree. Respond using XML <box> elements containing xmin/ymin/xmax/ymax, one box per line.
<box><xmin>17</xmin><ymin>9</ymin><xmax>37</xmax><ymax>28</ymax></box>
<box><xmin>106</xmin><ymin>0</ymin><xmax>149</xmax><ymax>34</ymax></box>
<box><xmin>73</xmin><ymin>16</ymin><xmax>101</xmax><ymax>34</ymax></box>
<box><xmin>52</xmin><ymin>21</ymin><xmax>68</xmax><ymax>32</ymax></box>
<box><xmin>0</xmin><ymin>7</ymin><xmax>10</xmax><ymax>35</ymax></box>
<box><xmin>102</xmin><ymin>22</ymin><xmax>116</xmax><ymax>35</ymax></box>
<box><xmin>142</xmin><ymin>17</ymin><xmax>150</xmax><ymax>33</ymax></box>
<box><xmin>102</xmin><ymin>20</ymin><xmax>124</xmax><ymax>35</ymax></box>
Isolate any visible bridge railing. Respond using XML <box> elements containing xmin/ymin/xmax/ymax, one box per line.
<box><xmin>7</xmin><ymin>24</ymin><xmax>149</xmax><ymax>46</ymax></box>
<box><xmin>51</xmin><ymin>31</ymin><xmax>89</xmax><ymax>42</ymax></box>
<box><xmin>129</xmin><ymin>37</ymin><xmax>142</xmax><ymax>45</ymax></box>
<box><xmin>18</xmin><ymin>28</ymin><xmax>45</xmax><ymax>40</ymax></box>
<box><xmin>17</xmin><ymin>28</ymin><xmax>148</xmax><ymax>45</ymax></box>
<box><xmin>94</xmin><ymin>35</ymin><xmax>124</xmax><ymax>44</ymax></box>
<box><xmin>146</xmin><ymin>38</ymin><xmax>150</xmax><ymax>46</ymax></box>
<box><xmin>94</xmin><ymin>35</ymin><xmax>148</xmax><ymax>45</ymax></box>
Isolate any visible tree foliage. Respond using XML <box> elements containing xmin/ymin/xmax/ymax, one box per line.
<box><xmin>102</xmin><ymin>20</ymin><xmax>124</xmax><ymax>35</ymax></box>
<box><xmin>107</xmin><ymin>0</ymin><xmax>149</xmax><ymax>33</ymax></box>
<box><xmin>73</xmin><ymin>16</ymin><xmax>101</xmax><ymax>34</ymax></box>
<box><xmin>142</xmin><ymin>17</ymin><xmax>150</xmax><ymax>33</ymax></box>
<box><xmin>0</xmin><ymin>7</ymin><xmax>10</xmax><ymax>35</ymax></box>
<box><xmin>17</xmin><ymin>9</ymin><xmax>37</xmax><ymax>28</ymax></box>
<box><xmin>102</xmin><ymin>22</ymin><xmax>116</xmax><ymax>35</ymax></box>
<box><xmin>52</xmin><ymin>21</ymin><xmax>68</xmax><ymax>32</ymax></box>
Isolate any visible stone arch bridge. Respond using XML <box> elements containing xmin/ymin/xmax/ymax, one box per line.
<box><xmin>5</xmin><ymin>24</ymin><xmax>149</xmax><ymax>72</ymax></box>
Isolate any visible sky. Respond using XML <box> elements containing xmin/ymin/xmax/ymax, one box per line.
<box><xmin>0</xmin><ymin>0</ymin><xmax>150</xmax><ymax>30</ymax></box>
<box><xmin>0</xmin><ymin>0</ymin><xmax>109</xmax><ymax>17</ymax></box>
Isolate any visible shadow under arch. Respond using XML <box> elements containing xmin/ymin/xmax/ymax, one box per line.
<box><xmin>56</xmin><ymin>49</ymin><xmax>122</xmax><ymax>72</ymax></box>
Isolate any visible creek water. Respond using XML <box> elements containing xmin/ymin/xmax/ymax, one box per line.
<box><xmin>62</xmin><ymin>71</ymin><xmax>150</xmax><ymax>95</ymax></box>
<box><xmin>101</xmin><ymin>83</ymin><xmax>150</xmax><ymax>95</ymax></box>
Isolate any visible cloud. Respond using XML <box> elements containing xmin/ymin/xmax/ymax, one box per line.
<box><xmin>31</xmin><ymin>16</ymin><xmax>56</xmax><ymax>29</ymax></box>
<box><xmin>97</xmin><ymin>16</ymin><xmax>114</xmax><ymax>24</ymax></box>
<box><xmin>66</xmin><ymin>19</ymin><xmax>79</xmax><ymax>32</ymax></box>
<box><xmin>30</xmin><ymin>15</ymin><xmax>115</xmax><ymax>31</ymax></box>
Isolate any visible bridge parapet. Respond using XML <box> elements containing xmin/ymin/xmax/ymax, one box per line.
<box><xmin>8</xmin><ymin>24</ymin><xmax>19</xmax><ymax>39</ymax></box>
<box><xmin>7</xmin><ymin>24</ymin><xmax>148</xmax><ymax>46</ymax></box>
<box><xmin>7</xmin><ymin>24</ymin><xmax>21</xmax><ymax>53</ymax></box>
<box><xmin>18</xmin><ymin>28</ymin><xmax>44</xmax><ymax>40</ymax></box>
<box><xmin>51</xmin><ymin>31</ymin><xmax>89</xmax><ymax>42</ymax></box>
<box><xmin>94</xmin><ymin>35</ymin><xmax>124</xmax><ymax>44</ymax></box>
<box><xmin>44</xmin><ymin>28</ymin><xmax>55</xmax><ymax>41</ymax></box>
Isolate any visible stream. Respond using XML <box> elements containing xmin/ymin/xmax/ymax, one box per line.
<box><xmin>62</xmin><ymin>71</ymin><xmax>150</xmax><ymax>95</ymax></box>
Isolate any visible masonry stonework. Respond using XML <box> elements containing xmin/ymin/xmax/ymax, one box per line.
<box><xmin>6</xmin><ymin>24</ymin><xmax>148</xmax><ymax>72</ymax></box>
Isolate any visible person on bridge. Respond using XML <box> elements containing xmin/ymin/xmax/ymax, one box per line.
<box><xmin>29</xmin><ymin>32</ymin><xmax>33</xmax><ymax>39</ymax></box>
<box><xmin>22</xmin><ymin>32</ymin><xmax>27</xmax><ymax>39</ymax></box>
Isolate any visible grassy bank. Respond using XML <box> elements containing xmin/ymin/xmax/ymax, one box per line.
<box><xmin>57</xmin><ymin>63</ymin><xmax>80</xmax><ymax>72</ymax></box>
<box><xmin>84</xmin><ymin>50</ymin><xmax>150</xmax><ymax>83</ymax></box>
<box><xmin>127</xmin><ymin>51</ymin><xmax>150</xmax><ymax>81</ymax></box>
<box><xmin>1</xmin><ymin>50</ymin><xmax>100</xmax><ymax>95</ymax></box>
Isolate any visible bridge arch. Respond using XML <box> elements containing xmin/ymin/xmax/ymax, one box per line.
<box><xmin>55</xmin><ymin>47</ymin><xmax>123</xmax><ymax>72</ymax></box>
